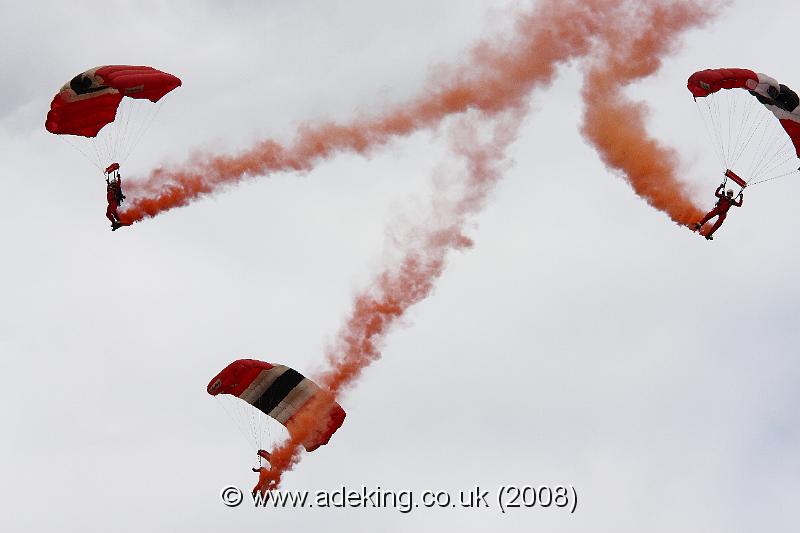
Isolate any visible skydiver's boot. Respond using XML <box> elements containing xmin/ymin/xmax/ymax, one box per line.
<box><xmin>693</xmin><ymin>222</ymin><xmax>702</xmax><ymax>231</ymax></box>
<box><xmin>111</xmin><ymin>221</ymin><xmax>122</xmax><ymax>231</ymax></box>
<box><xmin>705</xmin><ymin>233</ymin><xmax>713</xmax><ymax>240</ymax></box>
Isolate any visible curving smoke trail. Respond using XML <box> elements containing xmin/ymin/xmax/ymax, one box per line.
<box><xmin>579</xmin><ymin>2</ymin><xmax>718</xmax><ymax>225</ymax></box>
<box><xmin>255</xmin><ymin>111</ymin><xmax>526</xmax><ymax>492</ymax></box>
<box><xmin>246</xmin><ymin>0</ymin><xmax>720</xmax><ymax>492</ymax></box>
<box><xmin>121</xmin><ymin>0</ymin><xmax>619</xmax><ymax>223</ymax></box>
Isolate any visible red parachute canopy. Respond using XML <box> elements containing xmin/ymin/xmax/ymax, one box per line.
<box><xmin>45</xmin><ymin>65</ymin><xmax>181</xmax><ymax>137</ymax></box>
<box><xmin>208</xmin><ymin>359</ymin><xmax>346</xmax><ymax>452</ymax></box>
<box><xmin>688</xmin><ymin>68</ymin><xmax>800</xmax><ymax>157</ymax></box>
<box><xmin>687</xmin><ymin>68</ymin><xmax>759</xmax><ymax>97</ymax></box>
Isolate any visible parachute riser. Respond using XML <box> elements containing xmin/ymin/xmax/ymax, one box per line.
<box><xmin>721</xmin><ymin>168</ymin><xmax>747</xmax><ymax>198</ymax></box>
<box><xmin>104</xmin><ymin>162</ymin><xmax>121</xmax><ymax>183</ymax></box>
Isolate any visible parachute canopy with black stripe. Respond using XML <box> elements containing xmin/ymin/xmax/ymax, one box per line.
<box><xmin>688</xmin><ymin>68</ymin><xmax>800</xmax><ymax>186</ymax></box>
<box><xmin>207</xmin><ymin>359</ymin><xmax>346</xmax><ymax>452</ymax></box>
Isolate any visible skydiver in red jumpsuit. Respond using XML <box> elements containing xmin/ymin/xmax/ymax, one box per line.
<box><xmin>694</xmin><ymin>184</ymin><xmax>743</xmax><ymax>240</ymax></box>
<box><xmin>105</xmin><ymin>174</ymin><xmax>128</xmax><ymax>231</ymax></box>
<box><xmin>251</xmin><ymin>449</ymin><xmax>274</xmax><ymax>495</ymax></box>
<box><xmin>251</xmin><ymin>449</ymin><xmax>272</xmax><ymax>472</ymax></box>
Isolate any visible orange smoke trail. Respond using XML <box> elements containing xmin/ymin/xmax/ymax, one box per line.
<box><xmin>247</xmin><ymin>0</ymin><xmax>719</xmax><ymax>493</ymax></box>
<box><xmin>255</xmin><ymin>111</ymin><xmax>525</xmax><ymax>492</ymax></box>
<box><xmin>579</xmin><ymin>2</ymin><xmax>720</xmax><ymax>226</ymax></box>
<box><xmin>121</xmin><ymin>0</ymin><xmax>623</xmax><ymax>224</ymax></box>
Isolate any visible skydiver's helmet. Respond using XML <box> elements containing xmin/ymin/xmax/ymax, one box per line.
<box><xmin>726</xmin><ymin>189</ymin><xmax>734</xmax><ymax>198</ymax></box>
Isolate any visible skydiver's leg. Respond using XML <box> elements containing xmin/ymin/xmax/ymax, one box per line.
<box><xmin>106</xmin><ymin>204</ymin><xmax>120</xmax><ymax>223</ymax></box>
<box><xmin>107</xmin><ymin>205</ymin><xmax>124</xmax><ymax>230</ymax></box>
<box><xmin>252</xmin><ymin>468</ymin><xmax>272</xmax><ymax>496</ymax></box>
<box><xmin>697</xmin><ymin>207</ymin><xmax>720</xmax><ymax>228</ymax></box>
<box><xmin>706</xmin><ymin>213</ymin><xmax>726</xmax><ymax>237</ymax></box>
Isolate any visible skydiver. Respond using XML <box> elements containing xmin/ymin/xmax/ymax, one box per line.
<box><xmin>693</xmin><ymin>184</ymin><xmax>744</xmax><ymax>240</ymax></box>
<box><xmin>105</xmin><ymin>173</ymin><xmax>129</xmax><ymax>231</ymax></box>
<box><xmin>251</xmin><ymin>449</ymin><xmax>272</xmax><ymax>473</ymax></box>
<box><xmin>251</xmin><ymin>450</ymin><xmax>276</xmax><ymax>495</ymax></box>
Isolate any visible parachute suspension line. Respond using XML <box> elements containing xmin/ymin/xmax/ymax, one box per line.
<box><xmin>696</xmin><ymin>99</ymin><xmax>727</xmax><ymax>169</ymax></box>
<box><xmin>68</xmin><ymin>97</ymin><xmax>169</xmax><ymax>174</ymax></box>
<box><xmin>98</xmin><ymin>112</ymin><xmax>117</xmax><ymax>165</ymax></box>
<box><xmin>103</xmin><ymin>125</ymin><xmax>114</xmax><ymax>164</ymax></box>
<box><xmin>751</xmin><ymin>136</ymin><xmax>786</xmax><ymax>181</ymax></box>
<box><xmin>217</xmin><ymin>395</ymin><xmax>277</xmax><ymax>457</ymax></box>
<box><xmin>231</xmin><ymin>392</ymin><xmax>271</xmax><ymax>454</ymax></box>
<box><xmin>92</xmin><ymin>118</ymin><xmax>119</xmax><ymax>169</ymax></box>
<box><xmin>718</xmin><ymin>90</ymin><xmax>735</xmax><ymax>165</ymax></box>
<box><xmin>112</xmin><ymin>102</ymin><xmax>127</xmax><ymax>160</ymax></box>
<box><xmin>724</xmin><ymin>89</ymin><xmax>738</xmax><ymax>164</ymax></box>
<box><xmin>748</xmin><ymin>123</ymin><xmax>789</xmax><ymax>182</ymax></box>
<box><xmin>104</xmin><ymin>101</ymin><xmax>122</xmax><ymax>164</ymax></box>
<box><xmin>121</xmin><ymin>100</ymin><xmax>164</xmax><ymax>165</ymax></box>
<box><xmin>748</xmin><ymin>168</ymin><xmax>800</xmax><ymax>186</ymax></box>
<box><xmin>748</xmin><ymin>96</ymin><xmax>797</xmax><ymax>183</ymax></box>
<box><xmin>732</xmin><ymin>96</ymin><xmax>767</xmax><ymax>178</ymax></box>
<box><xmin>725</xmin><ymin>89</ymin><xmax>737</xmax><ymax>164</ymax></box>
<box><xmin>712</xmin><ymin>94</ymin><xmax>731</xmax><ymax>165</ymax></box>
<box><xmin>91</xmin><ymin>137</ymin><xmax>102</xmax><ymax>166</ymax></box>
<box><xmin>728</xmin><ymin>95</ymin><xmax>759</xmax><ymax>167</ymax></box>
<box><xmin>231</xmin><ymin>395</ymin><xmax>257</xmax><ymax>450</ymax></box>
<box><xmin>245</xmin><ymin>399</ymin><xmax>262</xmax><ymax>451</ymax></box>
<box><xmin>699</xmin><ymin>90</ymin><xmax>799</xmax><ymax>186</ymax></box>
<box><xmin>90</xmin><ymin>137</ymin><xmax>107</xmax><ymax>170</ymax></box>
<box><xmin>695</xmin><ymin>99</ymin><xmax>725</xmax><ymax>169</ymax></box>
<box><xmin>727</xmin><ymin>91</ymin><xmax>746</xmax><ymax>164</ymax></box>
<box><xmin>725</xmin><ymin>90</ymin><xmax>758</xmax><ymax>169</ymax></box>
<box><xmin>115</xmin><ymin>98</ymin><xmax>137</xmax><ymax>164</ymax></box>
<box><xmin>116</xmin><ymin>98</ymin><xmax>135</xmax><ymax>161</ymax></box>
<box><xmin>74</xmin><ymin>97</ymin><xmax>169</xmax><ymax>173</ymax></box>
<box><xmin>744</xmin><ymin>115</ymin><xmax>773</xmax><ymax>179</ymax></box>
<box><xmin>707</xmin><ymin>95</ymin><xmax>727</xmax><ymax>166</ymax></box>
<box><xmin>217</xmin><ymin>396</ymin><xmax>259</xmax><ymax>453</ymax></box>
<box><xmin>57</xmin><ymin>136</ymin><xmax>103</xmax><ymax>171</ymax></box>
<box><xmin>102</xmin><ymin>110</ymin><xmax>115</xmax><ymax>164</ymax></box>
<box><xmin>729</xmin><ymin>101</ymin><xmax>768</xmax><ymax>169</ymax></box>
<box><xmin>754</xmin><ymin>156</ymin><xmax>794</xmax><ymax>184</ymax></box>
<box><xmin>728</xmin><ymin>96</ymin><xmax>757</xmax><ymax>171</ymax></box>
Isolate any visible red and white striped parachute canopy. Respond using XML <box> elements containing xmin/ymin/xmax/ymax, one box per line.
<box><xmin>688</xmin><ymin>68</ymin><xmax>800</xmax><ymax>186</ymax></box>
<box><xmin>688</xmin><ymin>68</ymin><xmax>800</xmax><ymax>157</ymax></box>
<box><xmin>208</xmin><ymin>359</ymin><xmax>346</xmax><ymax>452</ymax></box>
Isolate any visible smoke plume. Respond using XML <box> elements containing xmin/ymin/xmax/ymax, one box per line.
<box><xmin>121</xmin><ymin>0</ymin><xmax>632</xmax><ymax>223</ymax></box>
<box><xmin>244</xmin><ymin>0</ymin><xmax>718</xmax><ymax>492</ymax></box>
<box><xmin>579</xmin><ymin>2</ymin><xmax>716</xmax><ymax>225</ymax></box>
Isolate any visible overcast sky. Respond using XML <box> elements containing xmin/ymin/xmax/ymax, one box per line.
<box><xmin>2</xmin><ymin>1</ymin><xmax>799</xmax><ymax>531</ymax></box>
